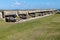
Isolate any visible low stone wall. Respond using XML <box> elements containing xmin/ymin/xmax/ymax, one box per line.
<box><xmin>0</xmin><ymin>9</ymin><xmax>57</xmax><ymax>22</ymax></box>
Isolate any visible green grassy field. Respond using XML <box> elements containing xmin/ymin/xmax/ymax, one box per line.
<box><xmin>0</xmin><ymin>14</ymin><xmax>60</xmax><ymax>40</ymax></box>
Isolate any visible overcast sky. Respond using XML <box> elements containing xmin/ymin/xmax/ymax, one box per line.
<box><xmin>0</xmin><ymin>0</ymin><xmax>60</xmax><ymax>9</ymax></box>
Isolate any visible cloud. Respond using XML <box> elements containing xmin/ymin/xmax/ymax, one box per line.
<box><xmin>11</xmin><ymin>0</ymin><xmax>26</xmax><ymax>8</ymax></box>
<box><xmin>11</xmin><ymin>1</ymin><xmax>21</xmax><ymax>7</ymax></box>
<box><xmin>14</xmin><ymin>1</ymin><xmax>21</xmax><ymax>5</ymax></box>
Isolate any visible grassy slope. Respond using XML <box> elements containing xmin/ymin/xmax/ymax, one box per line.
<box><xmin>0</xmin><ymin>14</ymin><xmax>60</xmax><ymax>40</ymax></box>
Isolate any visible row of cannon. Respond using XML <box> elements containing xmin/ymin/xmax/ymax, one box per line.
<box><xmin>0</xmin><ymin>9</ymin><xmax>57</xmax><ymax>22</ymax></box>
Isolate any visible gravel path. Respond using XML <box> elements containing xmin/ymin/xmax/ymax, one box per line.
<box><xmin>15</xmin><ymin>14</ymin><xmax>53</xmax><ymax>23</ymax></box>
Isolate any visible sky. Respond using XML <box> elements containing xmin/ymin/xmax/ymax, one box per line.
<box><xmin>0</xmin><ymin>0</ymin><xmax>60</xmax><ymax>9</ymax></box>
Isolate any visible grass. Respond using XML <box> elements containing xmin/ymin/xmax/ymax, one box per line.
<box><xmin>0</xmin><ymin>14</ymin><xmax>60</xmax><ymax>40</ymax></box>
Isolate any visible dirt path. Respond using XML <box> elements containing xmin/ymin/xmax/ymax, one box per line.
<box><xmin>15</xmin><ymin>14</ymin><xmax>53</xmax><ymax>23</ymax></box>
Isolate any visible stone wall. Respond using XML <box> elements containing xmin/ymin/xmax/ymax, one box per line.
<box><xmin>0</xmin><ymin>9</ymin><xmax>57</xmax><ymax>22</ymax></box>
<box><xmin>0</xmin><ymin>12</ymin><xmax>2</xmax><ymax>18</ymax></box>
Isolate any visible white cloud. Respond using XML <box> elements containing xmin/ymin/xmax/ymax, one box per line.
<box><xmin>11</xmin><ymin>1</ymin><xmax>21</xmax><ymax>7</ymax></box>
<box><xmin>15</xmin><ymin>1</ymin><xmax>21</xmax><ymax>5</ymax></box>
<box><xmin>11</xmin><ymin>0</ymin><xmax>26</xmax><ymax>7</ymax></box>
